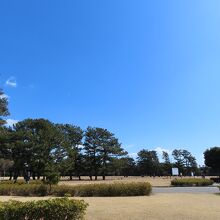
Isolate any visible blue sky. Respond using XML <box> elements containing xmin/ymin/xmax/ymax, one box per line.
<box><xmin>1</xmin><ymin>0</ymin><xmax>220</xmax><ymax>165</ymax></box>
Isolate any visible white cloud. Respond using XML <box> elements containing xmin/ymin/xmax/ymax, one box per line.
<box><xmin>6</xmin><ymin>77</ymin><xmax>17</xmax><ymax>88</ymax></box>
<box><xmin>0</xmin><ymin>94</ymin><xmax>9</xmax><ymax>99</ymax></box>
<box><xmin>154</xmin><ymin>147</ymin><xmax>172</xmax><ymax>156</ymax></box>
<box><xmin>6</xmin><ymin>119</ymin><xmax>18</xmax><ymax>127</ymax></box>
<box><xmin>128</xmin><ymin>152</ymin><xmax>138</xmax><ymax>159</ymax></box>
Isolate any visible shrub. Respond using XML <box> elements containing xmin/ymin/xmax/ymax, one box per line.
<box><xmin>0</xmin><ymin>198</ymin><xmax>88</xmax><ymax>220</ymax></box>
<box><xmin>171</xmin><ymin>178</ymin><xmax>214</xmax><ymax>186</ymax></box>
<box><xmin>0</xmin><ymin>182</ymin><xmax>152</xmax><ymax>197</ymax></box>
<box><xmin>0</xmin><ymin>180</ymin><xmax>42</xmax><ymax>185</ymax></box>
<box><xmin>0</xmin><ymin>184</ymin><xmax>48</xmax><ymax>196</ymax></box>
<box><xmin>52</xmin><ymin>185</ymin><xmax>76</xmax><ymax>197</ymax></box>
<box><xmin>44</xmin><ymin>171</ymin><xmax>60</xmax><ymax>194</ymax></box>
<box><xmin>54</xmin><ymin>182</ymin><xmax>152</xmax><ymax>197</ymax></box>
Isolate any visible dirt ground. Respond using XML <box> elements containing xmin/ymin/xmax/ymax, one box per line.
<box><xmin>83</xmin><ymin>193</ymin><xmax>220</xmax><ymax>220</ymax></box>
<box><xmin>59</xmin><ymin>176</ymin><xmax>173</xmax><ymax>187</ymax></box>
<box><xmin>0</xmin><ymin>193</ymin><xmax>219</xmax><ymax>220</ymax></box>
<box><xmin>59</xmin><ymin>176</ymin><xmax>211</xmax><ymax>187</ymax></box>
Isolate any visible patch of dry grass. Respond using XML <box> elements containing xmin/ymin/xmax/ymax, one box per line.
<box><xmin>0</xmin><ymin>193</ymin><xmax>219</xmax><ymax>220</ymax></box>
<box><xmin>59</xmin><ymin>176</ymin><xmax>212</xmax><ymax>187</ymax></box>
<box><xmin>59</xmin><ymin>176</ymin><xmax>173</xmax><ymax>187</ymax></box>
<box><xmin>84</xmin><ymin>193</ymin><xmax>220</xmax><ymax>220</ymax></box>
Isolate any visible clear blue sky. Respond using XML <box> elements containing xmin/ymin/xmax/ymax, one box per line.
<box><xmin>1</xmin><ymin>0</ymin><xmax>220</xmax><ymax>165</ymax></box>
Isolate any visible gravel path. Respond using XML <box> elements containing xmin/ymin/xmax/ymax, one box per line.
<box><xmin>152</xmin><ymin>186</ymin><xmax>220</xmax><ymax>194</ymax></box>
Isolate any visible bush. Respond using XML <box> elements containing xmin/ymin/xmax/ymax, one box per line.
<box><xmin>0</xmin><ymin>184</ymin><xmax>48</xmax><ymax>196</ymax></box>
<box><xmin>0</xmin><ymin>182</ymin><xmax>152</xmax><ymax>197</ymax></box>
<box><xmin>52</xmin><ymin>185</ymin><xmax>76</xmax><ymax>197</ymax></box>
<box><xmin>0</xmin><ymin>180</ymin><xmax>42</xmax><ymax>185</ymax></box>
<box><xmin>0</xmin><ymin>198</ymin><xmax>88</xmax><ymax>220</ymax></box>
<box><xmin>171</xmin><ymin>178</ymin><xmax>214</xmax><ymax>186</ymax></box>
<box><xmin>53</xmin><ymin>182</ymin><xmax>152</xmax><ymax>197</ymax></box>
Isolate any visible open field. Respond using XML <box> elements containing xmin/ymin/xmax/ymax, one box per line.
<box><xmin>84</xmin><ymin>194</ymin><xmax>220</xmax><ymax>220</ymax></box>
<box><xmin>59</xmin><ymin>176</ymin><xmax>176</xmax><ymax>187</ymax></box>
<box><xmin>59</xmin><ymin>176</ymin><xmax>215</xmax><ymax>187</ymax></box>
<box><xmin>0</xmin><ymin>193</ymin><xmax>219</xmax><ymax>220</ymax></box>
<box><xmin>4</xmin><ymin>176</ymin><xmax>216</xmax><ymax>187</ymax></box>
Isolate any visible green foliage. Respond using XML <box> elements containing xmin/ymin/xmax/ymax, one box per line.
<box><xmin>45</xmin><ymin>171</ymin><xmax>60</xmax><ymax>185</ymax></box>
<box><xmin>11</xmin><ymin>118</ymin><xmax>62</xmax><ymax>178</ymax></box>
<box><xmin>137</xmin><ymin>150</ymin><xmax>160</xmax><ymax>176</ymax></box>
<box><xmin>0</xmin><ymin>198</ymin><xmax>88</xmax><ymax>220</ymax></box>
<box><xmin>171</xmin><ymin>178</ymin><xmax>214</xmax><ymax>186</ymax></box>
<box><xmin>55</xmin><ymin>124</ymin><xmax>84</xmax><ymax>179</ymax></box>
<box><xmin>84</xmin><ymin>127</ymin><xmax>127</xmax><ymax>180</ymax></box>
<box><xmin>172</xmin><ymin>149</ymin><xmax>197</xmax><ymax>175</ymax></box>
<box><xmin>204</xmin><ymin>147</ymin><xmax>220</xmax><ymax>175</ymax></box>
<box><xmin>0</xmin><ymin>89</ymin><xmax>9</xmax><ymax>126</ymax></box>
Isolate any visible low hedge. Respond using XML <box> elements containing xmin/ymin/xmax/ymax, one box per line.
<box><xmin>0</xmin><ymin>184</ymin><xmax>48</xmax><ymax>196</ymax></box>
<box><xmin>0</xmin><ymin>182</ymin><xmax>152</xmax><ymax>197</ymax></box>
<box><xmin>171</xmin><ymin>178</ymin><xmax>214</xmax><ymax>186</ymax></box>
<box><xmin>0</xmin><ymin>198</ymin><xmax>88</xmax><ymax>220</ymax></box>
<box><xmin>0</xmin><ymin>180</ymin><xmax>42</xmax><ymax>185</ymax></box>
<box><xmin>53</xmin><ymin>182</ymin><xmax>152</xmax><ymax>197</ymax></box>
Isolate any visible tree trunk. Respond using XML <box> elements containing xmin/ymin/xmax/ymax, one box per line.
<box><xmin>78</xmin><ymin>175</ymin><xmax>81</xmax><ymax>180</ymax></box>
<box><xmin>32</xmin><ymin>172</ymin><xmax>36</xmax><ymax>180</ymax></box>
<box><xmin>9</xmin><ymin>171</ymin><xmax>12</xmax><ymax>180</ymax></box>
<box><xmin>102</xmin><ymin>175</ymin><xmax>105</xmax><ymax>180</ymax></box>
<box><xmin>13</xmin><ymin>172</ymin><xmax>18</xmax><ymax>183</ymax></box>
<box><xmin>89</xmin><ymin>175</ymin><xmax>92</xmax><ymax>180</ymax></box>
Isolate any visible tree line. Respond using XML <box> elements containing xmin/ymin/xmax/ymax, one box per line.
<box><xmin>0</xmin><ymin>118</ymin><xmax>201</xmax><ymax>181</ymax></box>
<box><xmin>0</xmin><ymin>89</ymin><xmax>219</xmax><ymax>181</ymax></box>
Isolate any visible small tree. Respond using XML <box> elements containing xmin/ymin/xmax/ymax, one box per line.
<box><xmin>44</xmin><ymin>164</ymin><xmax>60</xmax><ymax>193</ymax></box>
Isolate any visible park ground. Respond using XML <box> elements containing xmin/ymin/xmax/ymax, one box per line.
<box><xmin>0</xmin><ymin>193</ymin><xmax>219</xmax><ymax>220</ymax></box>
<box><xmin>59</xmin><ymin>176</ymin><xmax>175</xmax><ymax>187</ymax></box>
<box><xmin>0</xmin><ymin>176</ymin><xmax>219</xmax><ymax>219</ymax></box>
<box><xmin>59</xmin><ymin>176</ymin><xmax>215</xmax><ymax>187</ymax></box>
